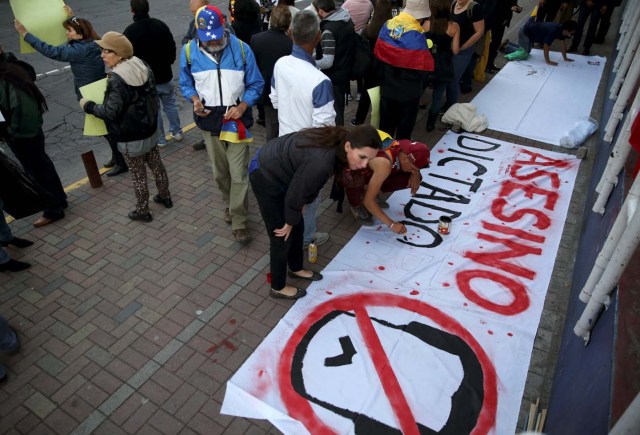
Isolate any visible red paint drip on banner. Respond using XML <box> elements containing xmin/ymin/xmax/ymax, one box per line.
<box><xmin>410</xmin><ymin>290</ymin><xmax>419</xmax><ymax>295</ymax></box>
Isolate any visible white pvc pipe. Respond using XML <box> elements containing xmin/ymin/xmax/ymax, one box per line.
<box><xmin>595</xmin><ymin>115</ymin><xmax>633</xmax><ymax>205</ymax></box>
<box><xmin>612</xmin><ymin>25</ymin><xmax>640</xmax><ymax>83</ymax></box>
<box><xmin>609</xmin><ymin>392</ymin><xmax>640</xmax><ymax>435</ymax></box>
<box><xmin>605</xmin><ymin>58</ymin><xmax>640</xmax><ymax>140</ymax></box>
<box><xmin>596</xmin><ymin>92</ymin><xmax>640</xmax><ymax>195</ymax></box>
<box><xmin>582</xmin><ymin>173</ymin><xmax>640</xmax><ymax>301</ymax></box>
<box><xmin>574</xmin><ymin>194</ymin><xmax>640</xmax><ymax>342</ymax></box>
<box><xmin>617</xmin><ymin>1</ymin><xmax>639</xmax><ymax>51</ymax></box>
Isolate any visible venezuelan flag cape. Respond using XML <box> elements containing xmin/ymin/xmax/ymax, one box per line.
<box><xmin>374</xmin><ymin>12</ymin><xmax>434</xmax><ymax>72</ymax></box>
<box><xmin>219</xmin><ymin>119</ymin><xmax>253</xmax><ymax>143</ymax></box>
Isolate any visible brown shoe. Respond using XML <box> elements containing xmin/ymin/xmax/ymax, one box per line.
<box><xmin>33</xmin><ymin>215</ymin><xmax>63</xmax><ymax>227</ymax></box>
<box><xmin>233</xmin><ymin>228</ymin><xmax>252</xmax><ymax>244</ymax></box>
<box><xmin>223</xmin><ymin>208</ymin><xmax>232</xmax><ymax>224</ymax></box>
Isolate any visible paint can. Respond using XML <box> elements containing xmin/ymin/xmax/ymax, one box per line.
<box><xmin>438</xmin><ymin>216</ymin><xmax>451</xmax><ymax>235</ymax></box>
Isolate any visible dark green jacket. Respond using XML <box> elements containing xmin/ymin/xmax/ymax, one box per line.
<box><xmin>0</xmin><ymin>79</ymin><xmax>44</xmax><ymax>139</ymax></box>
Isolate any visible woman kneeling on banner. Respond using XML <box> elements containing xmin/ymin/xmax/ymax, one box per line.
<box><xmin>340</xmin><ymin>131</ymin><xmax>430</xmax><ymax>230</ymax></box>
<box><xmin>80</xmin><ymin>32</ymin><xmax>172</xmax><ymax>223</ymax></box>
<box><xmin>249</xmin><ymin>125</ymin><xmax>382</xmax><ymax>299</ymax></box>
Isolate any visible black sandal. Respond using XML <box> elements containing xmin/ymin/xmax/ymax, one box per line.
<box><xmin>270</xmin><ymin>288</ymin><xmax>307</xmax><ymax>300</ymax></box>
<box><xmin>288</xmin><ymin>270</ymin><xmax>323</xmax><ymax>281</ymax></box>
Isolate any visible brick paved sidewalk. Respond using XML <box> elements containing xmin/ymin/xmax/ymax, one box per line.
<box><xmin>0</xmin><ymin>46</ymin><xmax>609</xmax><ymax>433</ymax></box>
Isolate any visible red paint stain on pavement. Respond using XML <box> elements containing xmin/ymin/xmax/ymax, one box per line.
<box><xmin>410</xmin><ymin>290</ymin><xmax>419</xmax><ymax>295</ymax></box>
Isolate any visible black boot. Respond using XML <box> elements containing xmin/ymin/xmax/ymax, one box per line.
<box><xmin>427</xmin><ymin>113</ymin><xmax>437</xmax><ymax>132</ymax></box>
<box><xmin>106</xmin><ymin>164</ymin><xmax>128</xmax><ymax>177</ymax></box>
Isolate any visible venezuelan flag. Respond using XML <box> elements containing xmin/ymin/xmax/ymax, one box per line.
<box><xmin>220</xmin><ymin>119</ymin><xmax>253</xmax><ymax>143</ymax></box>
<box><xmin>376</xmin><ymin>129</ymin><xmax>400</xmax><ymax>160</ymax></box>
<box><xmin>374</xmin><ymin>12</ymin><xmax>434</xmax><ymax>71</ymax></box>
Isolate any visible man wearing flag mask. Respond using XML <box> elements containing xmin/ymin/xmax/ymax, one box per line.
<box><xmin>179</xmin><ymin>5</ymin><xmax>264</xmax><ymax>244</ymax></box>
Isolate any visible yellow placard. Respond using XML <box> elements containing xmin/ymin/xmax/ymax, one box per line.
<box><xmin>10</xmin><ymin>0</ymin><xmax>68</xmax><ymax>54</ymax></box>
<box><xmin>79</xmin><ymin>78</ymin><xmax>108</xmax><ymax>136</ymax></box>
<box><xmin>367</xmin><ymin>86</ymin><xmax>381</xmax><ymax>129</ymax></box>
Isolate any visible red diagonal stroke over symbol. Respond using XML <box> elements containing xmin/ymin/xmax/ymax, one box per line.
<box><xmin>354</xmin><ymin>306</ymin><xmax>420</xmax><ymax>434</ymax></box>
<box><xmin>277</xmin><ymin>293</ymin><xmax>498</xmax><ymax>434</ymax></box>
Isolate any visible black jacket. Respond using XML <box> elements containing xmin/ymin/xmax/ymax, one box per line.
<box><xmin>123</xmin><ymin>13</ymin><xmax>176</xmax><ymax>84</ymax></box>
<box><xmin>250</xmin><ymin>29</ymin><xmax>292</xmax><ymax>105</ymax></box>
<box><xmin>318</xmin><ymin>10</ymin><xmax>357</xmax><ymax>85</ymax></box>
<box><xmin>255</xmin><ymin>132</ymin><xmax>337</xmax><ymax>226</ymax></box>
<box><xmin>85</xmin><ymin>57</ymin><xmax>158</xmax><ymax>142</ymax></box>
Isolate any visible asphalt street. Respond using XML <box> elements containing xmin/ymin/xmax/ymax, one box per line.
<box><xmin>1</xmin><ymin>0</ymin><xmax>232</xmax><ymax>186</ymax></box>
<box><xmin>1</xmin><ymin>0</ymin><xmax>528</xmax><ymax>187</ymax></box>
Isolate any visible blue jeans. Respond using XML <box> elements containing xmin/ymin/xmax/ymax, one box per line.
<box><xmin>303</xmin><ymin>196</ymin><xmax>321</xmax><ymax>246</ymax></box>
<box><xmin>156</xmin><ymin>81</ymin><xmax>182</xmax><ymax>144</ymax></box>
<box><xmin>430</xmin><ymin>46</ymin><xmax>474</xmax><ymax>115</ymax></box>
<box><xmin>0</xmin><ymin>199</ymin><xmax>12</xmax><ymax>265</ymax></box>
<box><xmin>0</xmin><ymin>315</ymin><xmax>18</xmax><ymax>352</ymax></box>
<box><xmin>505</xmin><ymin>21</ymin><xmax>533</xmax><ymax>55</ymax></box>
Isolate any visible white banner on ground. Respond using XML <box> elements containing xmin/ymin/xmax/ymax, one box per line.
<box><xmin>222</xmin><ymin>132</ymin><xmax>581</xmax><ymax>434</ymax></box>
<box><xmin>472</xmin><ymin>49</ymin><xmax>605</xmax><ymax>146</ymax></box>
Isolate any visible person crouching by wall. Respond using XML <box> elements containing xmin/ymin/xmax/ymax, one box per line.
<box><xmin>80</xmin><ymin>32</ymin><xmax>172</xmax><ymax>222</ymax></box>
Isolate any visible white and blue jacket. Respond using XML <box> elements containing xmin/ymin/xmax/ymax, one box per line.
<box><xmin>179</xmin><ymin>33</ymin><xmax>263</xmax><ymax>110</ymax></box>
<box><xmin>270</xmin><ymin>45</ymin><xmax>335</xmax><ymax>136</ymax></box>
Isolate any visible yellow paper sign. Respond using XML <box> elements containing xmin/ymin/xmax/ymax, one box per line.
<box><xmin>10</xmin><ymin>0</ymin><xmax>68</xmax><ymax>54</ymax></box>
<box><xmin>79</xmin><ymin>78</ymin><xmax>108</xmax><ymax>136</ymax></box>
<box><xmin>367</xmin><ymin>86</ymin><xmax>381</xmax><ymax>129</ymax></box>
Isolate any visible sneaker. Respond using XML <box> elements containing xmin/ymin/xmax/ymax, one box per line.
<box><xmin>153</xmin><ymin>195</ymin><xmax>173</xmax><ymax>208</ymax></box>
<box><xmin>170</xmin><ymin>132</ymin><xmax>183</xmax><ymax>141</ymax></box>
<box><xmin>128</xmin><ymin>210</ymin><xmax>153</xmax><ymax>222</ymax></box>
<box><xmin>233</xmin><ymin>228</ymin><xmax>252</xmax><ymax>244</ymax></box>
<box><xmin>351</xmin><ymin>205</ymin><xmax>373</xmax><ymax>225</ymax></box>
<box><xmin>193</xmin><ymin>140</ymin><xmax>206</xmax><ymax>151</ymax></box>
<box><xmin>223</xmin><ymin>208</ymin><xmax>232</xmax><ymax>224</ymax></box>
<box><xmin>304</xmin><ymin>232</ymin><xmax>330</xmax><ymax>248</ymax></box>
<box><xmin>157</xmin><ymin>142</ymin><xmax>168</xmax><ymax>148</ymax></box>
<box><xmin>313</xmin><ymin>232</ymin><xmax>330</xmax><ymax>246</ymax></box>
<box><xmin>347</xmin><ymin>93</ymin><xmax>353</xmax><ymax>101</ymax></box>
<box><xmin>356</xmin><ymin>93</ymin><xmax>361</xmax><ymax>101</ymax></box>
<box><xmin>376</xmin><ymin>195</ymin><xmax>389</xmax><ymax>209</ymax></box>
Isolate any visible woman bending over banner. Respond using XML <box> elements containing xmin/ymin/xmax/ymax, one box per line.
<box><xmin>249</xmin><ymin>125</ymin><xmax>382</xmax><ymax>299</ymax></box>
<box><xmin>340</xmin><ymin>131</ymin><xmax>430</xmax><ymax>230</ymax></box>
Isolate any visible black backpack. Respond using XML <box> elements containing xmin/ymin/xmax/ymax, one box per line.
<box><xmin>349</xmin><ymin>33</ymin><xmax>373</xmax><ymax>80</ymax></box>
